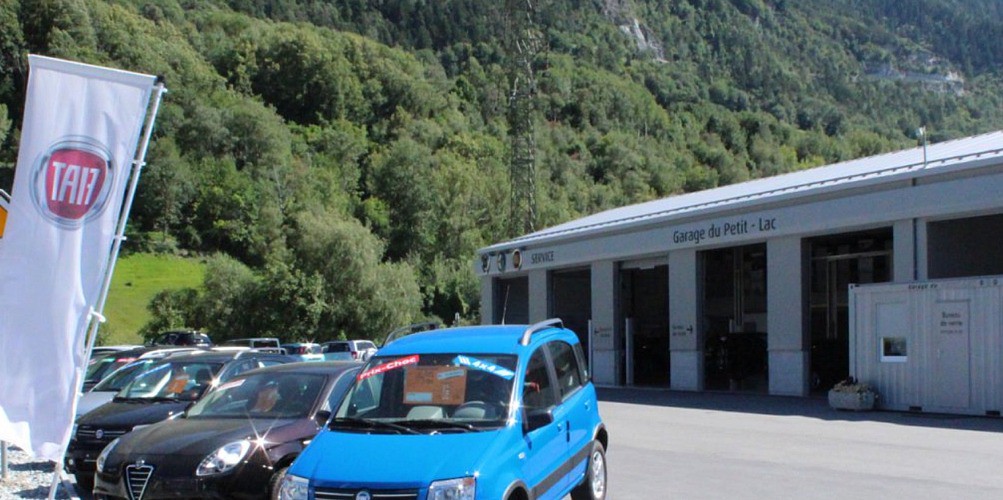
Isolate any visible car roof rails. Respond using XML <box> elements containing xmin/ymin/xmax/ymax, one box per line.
<box><xmin>382</xmin><ymin>321</ymin><xmax>443</xmax><ymax>347</ymax></box>
<box><xmin>519</xmin><ymin>318</ymin><xmax>564</xmax><ymax>346</ymax></box>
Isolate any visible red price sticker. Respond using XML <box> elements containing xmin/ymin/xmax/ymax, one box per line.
<box><xmin>358</xmin><ymin>354</ymin><xmax>419</xmax><ymax>381</ymax></box>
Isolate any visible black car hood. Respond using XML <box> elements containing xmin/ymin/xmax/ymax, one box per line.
<box><xmin>117</xmin><ymin>417</ymin><xmax>303</xmax><ymax>457</ymax></box>
<box><xmin>79</xmin><ymin>400</ymin><xmax>189</xmax><ymax>428</ymax></box>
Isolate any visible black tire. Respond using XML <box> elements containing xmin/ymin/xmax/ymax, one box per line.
<box><xmin>269</xmin><ymin>466</ymin><xmax>289</xmax><ymax>500</ymax></box>
<box><xmin>74</xmin><ymin>472</ymin><xmax>94</xmax><ymax>495</ymax></box>
<box><xmin>570</xmin><ymin>441</ymin><xmax>607</xmax><ymax>500</ymax></box>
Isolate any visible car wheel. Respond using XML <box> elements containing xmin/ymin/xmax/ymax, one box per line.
<box><xmin>570</xmin><ymin>441</ymin><xmax>607</xmax><ymax>500</ymax></box>
<box><xmin>269</xmin><ymin>466</ymin><xmax>289</xmax><ymax>500</ymax></box>
<box><xmin>74</xmin><ymin>472</ymin><xmax>94</xmax><ymax>494</ymax></box>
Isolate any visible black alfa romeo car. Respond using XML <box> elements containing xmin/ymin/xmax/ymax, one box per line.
<box><xmin>68</xmin><ymin>350</ymin><xmax>295</xmax><ymax>492</ymax></box>
<box><xmin>92</xmin><ymin>361</ymin><xmax>360</xmax><ymax>500</ymax></box>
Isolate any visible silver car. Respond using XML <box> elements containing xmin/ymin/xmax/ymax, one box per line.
<box><xmin>320</xmin><ymin>340</ymin><xmax>377</xmax><ymax>361</ymax></box>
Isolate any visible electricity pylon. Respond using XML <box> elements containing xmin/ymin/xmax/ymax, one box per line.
<box><xmin>505</xmin><ymin>0</ymin><xmax>545</xmax><ymax>236</ymax></box>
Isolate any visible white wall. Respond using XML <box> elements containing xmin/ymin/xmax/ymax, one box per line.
<box><xmin>669</xmin><ymin>249</ymin><xmax>701</xmax><ymax>391</ymax></box>
<box><xmin>590</xmin><ymin>261</ymin><xmax>619</xmax><ymax>386</ymax></box>
<box><xmin>767</xmin><ymin>236</ymin><xmax>808</xmax><ymax>396</ymax></box>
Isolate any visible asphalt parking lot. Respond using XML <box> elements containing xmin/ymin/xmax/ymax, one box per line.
<box><xmin>598</xmin><ymin>388</ymin><xmax>1003</xmax><ymax>499</ymax></box>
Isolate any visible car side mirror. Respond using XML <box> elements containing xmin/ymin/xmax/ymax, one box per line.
<box><xmin>522</xmin><ymin>408</ymin><xmax>553</xmax><ymax>434</ymax></box>
<box><xmin>314</xmin><ymin>410</ymin><xmax>332</xmax><ymax>427</ymax></box>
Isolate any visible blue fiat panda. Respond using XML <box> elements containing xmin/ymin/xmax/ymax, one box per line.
<box><xmin>278</xmin><ymin>319</ymin><xmax>608</xmax><ymax>500</ymax></box>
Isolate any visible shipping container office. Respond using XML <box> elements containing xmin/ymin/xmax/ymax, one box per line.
<box><xmin>477</xmin><ymin>131</ymin><xmax>1003</xmax><ymax>397</ymax></box>
<box><xmin>850</xmin><ymin>277</ymin><xmax>1003</xmax><ymax>416</ymax></box>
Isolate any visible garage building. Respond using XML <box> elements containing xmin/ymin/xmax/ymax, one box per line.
<box><xmin>476</xmin><ymin>130</ymin><xmax>1003</xmax><ymax>397</ymax></box>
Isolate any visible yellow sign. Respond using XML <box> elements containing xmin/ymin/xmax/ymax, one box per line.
<box><xmin>0</xmin><ymin>203</ymin><xmax>6</xmax><ymax>238</ymax></box>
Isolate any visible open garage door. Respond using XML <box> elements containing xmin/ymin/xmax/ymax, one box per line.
<box><xmin>702</xmin><ymin>244</ymin><xmax>768</xmax><ymax>392</ymax></box>
<box><xmin>494</xmin><ymin>276</ymin><xmax>529</xmax><ymax>324</ymax></box>
<box><xmin>808</xmin><ymin>229</ymin><xmax>892</xmax><ymax>393</ymax></box>
<box><xmin>620</xmin><ymin>262</ymin><xmax>669</xmax><ymax>387</ymax></box>
<box><xmin>551</xmin><ymin>268</ymin><xmax>592</xmax><ymax>361</ymax></box>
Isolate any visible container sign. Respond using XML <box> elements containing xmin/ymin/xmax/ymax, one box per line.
<box><xmin>936</xmin><ymin>302</ymin><xmax>968</xmax><ymax>336</ymax></box>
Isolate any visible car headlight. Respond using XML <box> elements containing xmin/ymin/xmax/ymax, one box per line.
<box><xmin>195</xmin><ymin>440</ymin><xmax>251</xmax><ymax>476</ymax></box>
<box><xmin>428</xmin><ymin>477</ymin><xmax>476</xmax><ymax>500</ymax></box>
<box><xmin>277</xmin><ymin>473</ymin><xmax>309</xmax><ymax>500</ymax></box>
<box><xmin>95</xmin><ymin>437</ymin><xmax>120</xmax><ymax>473</ymax></box>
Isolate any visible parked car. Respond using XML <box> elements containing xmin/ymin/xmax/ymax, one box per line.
<box><xmin>146</xmin><ymin>330</ymin><xmax>213</xmax><ymax>347</ymax></box>
<box><xmin>67</xmin><ymin>350</ymin><xmax>296</xmax><ymax>491</ymax></box>
<box><xmin>320</xmin><ymin>339</ymin><xmax>378</xmax><ymax>362</ymax></box>
<box><xmin>281</xmin><ymin>342</ymin><xmax>322</xmax><ymax>355</ymax></box>
<box><xmin>77</xmin><ymin>350</ymin><xmax>197</xmax><ymax>418</ymax></box>
<box><xmin>278</xmin><ymin>319</ymin><xmax>608</xmax><ymax>500</ymax></box>
<box><xmin>83</xmin><ymin>346</ymin><xmax>201</xmax><ymax>392</ymax></box>
<box><xmin>220</xmin><ymin>337</ymin><xmax>283</xmax><ymax>353</ymax></box>
<box><xmin>92</xmin><ymin>361</ymin><xmax>360</xmax><ymax>500</ymax></box>
<box><xmin>281</xmin><ymin>342</ymin><xmax>326</xmax><ymax>363</ymax></box>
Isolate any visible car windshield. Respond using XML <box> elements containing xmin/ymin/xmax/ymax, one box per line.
<box><xmin>85</xmin><ymin>354</ymin><xmax>137</xmax><ymax>383</ymax></box>
<box><xmin>92</xmin><ymin>359</ymin><xmax>159</xmax><ymax>392</ymax></box>
<box><xmin>117</xmin><ymin>361</ymin><xmax>220</xmax><ymax>401</ymax></box>
<box><xmin>325</xmin><ymin>343</ymin><xmax>349</xmax><ymax>352</ymax></box>
<box><xmin>187</xmin><ymin>372</ymin><xmax>327</xmax><ymax>419</ymax></box>
<box><xmin>333</xmin><ymin>353</ymin><xmax>517</xmax><ymax>432</ymax></box>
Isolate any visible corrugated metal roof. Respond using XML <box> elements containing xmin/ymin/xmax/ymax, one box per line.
<box><xmin>483</xmin><ymin>130</ymin><xmax>1003</xmax><ymax>252</ymax></box>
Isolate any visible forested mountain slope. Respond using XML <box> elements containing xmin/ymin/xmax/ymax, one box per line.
<box><xmin>0</xmin><ymin>0</ymin><xmax>1000</xmax><ymax>341</ymax></box>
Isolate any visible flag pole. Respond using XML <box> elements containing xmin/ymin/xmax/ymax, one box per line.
<box><xmin>48</xmin><ymin>77</ymin><xmax>167</xmax><ymax>500</ymax></box>
<box><xmin>79</xmin><ymin>77</ymin><xmax>167</xmax><ymax>380</ymax></box>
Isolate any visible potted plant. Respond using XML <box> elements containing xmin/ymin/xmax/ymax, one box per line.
<box><xmin>828</xmin><ymin>377</ymin><xmax>878</xmax><ymax>411</ymax></box>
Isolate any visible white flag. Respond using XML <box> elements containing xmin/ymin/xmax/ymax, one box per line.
<box><xmin>0</xmin><ymin>55</ymin><xmax>158</xmax><ymax>460</ymax></box>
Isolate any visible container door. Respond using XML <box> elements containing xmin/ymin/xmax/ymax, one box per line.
<box><xmin>930</xmin><ymin>300</ymin><xmax>971</xmax><ymax>409</ymax></box>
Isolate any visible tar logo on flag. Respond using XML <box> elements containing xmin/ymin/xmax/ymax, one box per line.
<box><xmin>30</xmin><ymin>137</ymin><xmax>114</xmax><ymax>228</ymax></box>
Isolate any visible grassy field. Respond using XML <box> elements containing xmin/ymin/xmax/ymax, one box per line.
<box><xmin>101</xmin><ymin>253</ymin><xmax>205</xmax><ymax>345</ymax></box>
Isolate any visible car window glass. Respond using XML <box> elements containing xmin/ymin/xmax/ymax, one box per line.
<box><xmin>334</xmin><ymin>354</ymin><xmax>515</xmax><ymax>427</ymax></box>
<box><xmin>120</xmin><ymin>361</ymin><xmax>217</xmax><ymax>400</ymax></box>
<box><xmin>322</xmin><ymin>370</ymin><xmax>359</xmax><ymax>412</ymax></box>
<box><xmin>92</xmin><ymin>360</ymin><xmax>155</xmax><ymax>391</ymax></box>
<box><xmin>85</xmin><ymin>355</ymin><xmax>114</xmax><ymax>380</ymax></box>
<box><xmin>220</xmin><ymin>359</ymin><xmax>257</xmax><ymax>381</ymax></box>
<box><xmin>189</xmin><ymin>373</ymin><xmax>326</xmax><ymax>418</ymax></box>
<box><xmin>343</xmin><ymin>373</ymin><xmax>381</xmax><ymax>415</ymax></box>
<box><xmin>86</xmin><ymin>355</ymin><xmax>132</xmax><ymax>383</ymax></box>
<box><xmin>259</xmin><ymin>358</ymin><xmax>286</xmax><ymax>368</ymax></box>
<box><xmin>523</xmin><ymin>348</ymin><xmax>557</xmax><ymax>411</ymax></box>
<box><xmin>548</xmin><ymin>341</ymin><xmax>583</xmax><ymax>400</ymax></box>
<box><xmin>573</xmin><ymin>342</ymin><xmax>589</xmax><ymax>382</ymax></box>
<box><xmin>326</xmin><ymin>343</ymin><xmax>350</xmax><ymax>353</ymax></box>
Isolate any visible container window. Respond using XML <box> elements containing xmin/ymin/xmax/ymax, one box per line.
<box><xmin>881</xmin><ymin>337</ymin><xmax>908</xmax><ymax>362</ymax></box>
